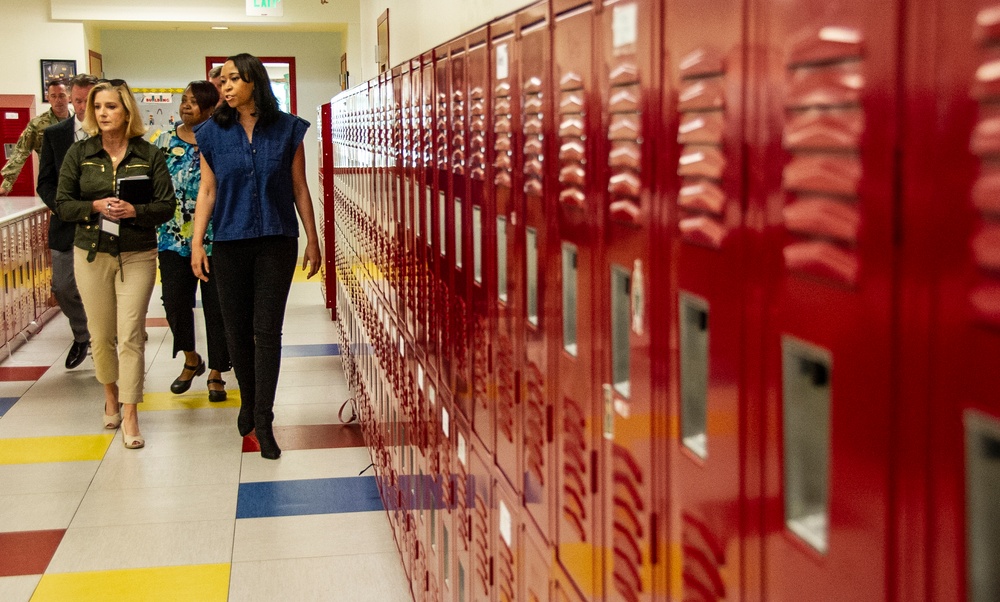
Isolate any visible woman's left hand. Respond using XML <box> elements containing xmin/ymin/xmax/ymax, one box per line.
<box><xmin>302</xmin><ymin>240</ymin><xmax>321</xmax><ymax>279</ymax></box>
<box><xmin>107</xmin><ymin>199</ymin><xmax>136</xmax><ymax>220</ymax></box>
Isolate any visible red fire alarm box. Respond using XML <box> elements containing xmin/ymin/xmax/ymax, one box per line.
<box><xmin>0</xmin><ymin>95</ymin><xmax>38</xmax><ymax>197</ymax></box>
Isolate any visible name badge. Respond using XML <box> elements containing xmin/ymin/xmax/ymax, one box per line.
<box><xmin>100</xmin><ymin>215</ymin><xmax>120</xmax><ymax>236</ymax></box>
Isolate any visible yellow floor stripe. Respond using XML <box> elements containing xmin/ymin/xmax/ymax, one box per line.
<box><xmin>32</xmin><ymin>564</ymin><xmax>230</xmax><ymax>602</ymax></box>
<box><xmin>141</xmin><ymin>390</ymin><xmax>241</xmax><ymax>411</ymax></box>
<box><xmin>0</xmin><ymin>433</ymin><xmax>114</xmax><ymax>465</ymax></box>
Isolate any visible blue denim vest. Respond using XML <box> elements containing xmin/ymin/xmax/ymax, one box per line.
<box><xmin>195</xmin><ymin>112</ymin><xmax>310</xmax><ymax>242</ymax></box>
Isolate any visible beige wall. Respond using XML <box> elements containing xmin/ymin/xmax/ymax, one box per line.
<box><xmin>100</xmin><ymin>29</ymin><xmax>344</xmax><ymax>201</ymax></box>
<box><xmin>0</xmin><ymin>0</ymin><xmax>89</xmax><ymax>108</ymax></box>
<box><xmin>357</xmin><ymin>0</ymin><xmax>539</xmax><ymax>82</ymax></box>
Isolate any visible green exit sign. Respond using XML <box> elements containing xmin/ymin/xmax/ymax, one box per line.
<box><xmin>246</xmin><ymin>0</ymin><xmax>283</xmax><ymax>17</ymax></box>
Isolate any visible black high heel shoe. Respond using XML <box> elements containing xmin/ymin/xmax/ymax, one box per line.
<box><xmin>170</xmin><ymin>355</ymin><xmax>205</xmax><ymax>394</ymax></box>
<box><xmin>207</xmin><ymin>378</ymin><xmax>227</xmax><ymax>402</ymax></box>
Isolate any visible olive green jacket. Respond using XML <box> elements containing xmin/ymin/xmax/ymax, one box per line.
<box><xmin>0</xmin><ymin>108</ymin><xmax>68</xmax><ymax>194</ymax></box>
<box><xmin>55</xmin><ymin>135</ymin><xmax>175</xmax><ymax>261</ymax></box>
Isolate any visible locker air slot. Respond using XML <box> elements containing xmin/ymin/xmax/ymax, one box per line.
<box><xmin>680</xmin><ymin>293</ymin><xmax>709</xmax><ymax>459</ymax></box>
<box><xmin>473</xmin><ymin>206</ymin><xmax>482</xmax><ymax>283</ymax></box>
<box><xmin>562</xmin><ymin>243</ymin><xmax>579</xmax><ymax>356</ymax></box>
<box><xmin>611</xmin><ymin>265</ymin><xmax>632</xmax><ymax>398</ymax></box>
<box><xmin>782</xmin><ymin>337</ymin><xmax>832</xmax><ymax>554</ymax></box>
<box><xmin>497</xmin><ymin>216</ymin><xmax>508</xmax><ymax>302</ymax></box>
<box><xmin>966</xmin><ymin>410</ymin><xmax>1000</xmax><ymax>602</ymax></box>
<box><xmin>527</xmin><ymin>227</ymin><xmax>539</xmax><ymax>326</ymax></box>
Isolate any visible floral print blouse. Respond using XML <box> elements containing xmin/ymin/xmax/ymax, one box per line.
<box><xmin>154</xmin><ymin>128</ymin><xmax>213</xmax><ymax>256</ymax></box>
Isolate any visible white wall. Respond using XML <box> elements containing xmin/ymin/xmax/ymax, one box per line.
<box><xmin>357</xmin><ymin>0</ymin><xmax>538</xmax><ymax>82</ymax></box>
<box><xmin>0</xmin><ymin>0</ymin><xmax>88</xmax><ymax>108</ymax></box>
<box><xmin>101</xmin><ymin>29</ymin><xmax>344</xmax><ymax>198</ymax></box>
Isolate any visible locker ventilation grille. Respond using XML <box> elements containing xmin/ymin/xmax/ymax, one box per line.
<box><xmin>780</xmin><ymin>27</ymin><xmax>865</xmax><ymax>286</ymax></box>
<box><xmin>676</xmin><ymin>47</ymin><xmax>729</xmax><ymax>249</ymax></box>
<box><xmin>561</xmin><ymin>396</ymin><xmax>589</xmax><ymax>541</ymax></box>
<box><xmin>558</xmin><ymin>72</ymin><xmax>587</xmax><ymax>209</ymax></box>
<box><xmin>682</xmin><ymin>512</ymin><xmax>727</xmax><ymax>601</ymax></box>
<box><xmin>969</xmin><ymin>10</ymin><xmax>1000</xmax><ymax>325</ymax></box>
<box><xmin>611</xmin><ymin>443</ymin><xmax>646</xmax><ymax>602</ymax></box>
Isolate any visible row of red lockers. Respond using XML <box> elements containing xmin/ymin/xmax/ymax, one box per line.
<box><xmin>1</xmin><ymin>210</ymin><xmax>54</xmax><ymax>349</ymax></box>
<box><xmin>316</xmin><ymin>0</ymin><xmax>1000</xmax><ymax>600</ymax></box>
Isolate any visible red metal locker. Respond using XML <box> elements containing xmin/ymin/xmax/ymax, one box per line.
<box><xmin>660</xmin><ymin>0</ymin><xmax>753</xmax><ymax>597</ymax></box>
<box><xmin>452</xmin><ymin>413</ymin><xmax>474</xmax><ymax>602</ymax></box>
<box><xmin>434</xmin><ymin>44</ymin><xmax>453</xmax><ymax>390</ymax></box>
<box><xmin>551</xmin><ymin>3</ymin><xmax>602</xmax><ymax>598</ymax></box>
<box><xmin>0</xmin><ymin>95</ymin><xmax>36</xmax><ymax>197</ymax></box>
<box><xmin>749</xmin><ymin>0</ymin><xmax>902</xmax><ymax>598</ymax></box>
<box><xmin>468</xmin><ymin>26</ymin><xmax>499</xmax><ymax>461</ymax></box>
<box><xmin>450</xmin><ymin>37</ymin><xmax>474</xmax><ymax>422</ymax></box>
<box><xmin>517</xmin><ymin>2</ymin><xmax>558</xmax><ymax>546</ymax></box>
<box><xmin>470</xmin><ymin>441</ymin><xmax>495</xmax><ymax>602</ymax></box>
<box><xmin>495</xmin><ymin>475</ymin><xmax>522</xmax><ymax>602</ymax></box>
<box><xmin>420</xmin><ymin>51</ymin><xmax>437</xmax><ymax>362</ymax></box>
<box><xmin>900</xmin><ymin>1</ymin><xmax>1000</xmax><ymax>600</ymax></box>
<box><xmin>522</xmin><ymin>519</ymin><xmax>554</xmax><ymax>602</ymax></box>
<box><xmin>596</xmin><ymin>0</ymin><xmax>661</xmax><ymax>600</ymax></box>
<box><xmin>491</xmin><ymin>14</ymin><xmax>526</xmax><ymax>496</ymax></box>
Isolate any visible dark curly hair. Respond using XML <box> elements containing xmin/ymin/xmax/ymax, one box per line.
<box><xmin>186</xmin><ymin>80</ymin><xmax>219</xmax><ymax>114</ymax></box>
<box><xmin>212</xmin><ymin>53</ymin><xmax>280</xmax><ymax>128</ymax></box>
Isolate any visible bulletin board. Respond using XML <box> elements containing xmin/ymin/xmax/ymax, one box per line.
<box><xmin>133</xmin><ymin>88</ymin><xmax>184</xmax><ymax>141</ymax></box>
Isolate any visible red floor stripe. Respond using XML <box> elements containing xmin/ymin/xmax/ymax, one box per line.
<box><xmin>241</xmin><ymin>423</ymin><xmax>365</xmax><ymax>453</ymax></box>
<box><xmin>0</xmin><ymin>530</ymin><xmax>65</xmax><ymax>577</ymax></box>
<box><xmin>145</xmin><ymin>317</ymin><xmax>169</xmax><ymax>327</ymax></box>
<box><xmin>0</xmin><ymin>366</ymin><xmax>49</xmax><ymax>382</ymax></box>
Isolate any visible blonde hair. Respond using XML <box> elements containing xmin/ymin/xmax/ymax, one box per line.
<box><xmin>82</xmin><ymin>81</ymin><xmax>148</xmax><ymax>139</ymax></box>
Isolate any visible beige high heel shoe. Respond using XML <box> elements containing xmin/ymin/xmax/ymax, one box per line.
<box><xmin>122</xmin><ymin>426</ymin><xmax>144</xmax><ymax>449</ymax></box>
<box><xmin>104</xmin><ymin>411</ymin><xmax>122</xmax><ymax>429</ymax></box>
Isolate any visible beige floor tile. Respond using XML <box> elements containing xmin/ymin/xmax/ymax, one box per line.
<box><xmin>88</xmin><ymin>450</ymin><xmax>242</xmax><ymax>491</ymax></box>
<box><xmin>71</xmin><ymin>482</ymin><xmax>238</xmax><ymax>528</ymax></box>
<box><xmin>0</xmin><ymin>460</ymin><xmax>100</xmax><ymax>495</ymax></box>
<box><xmin>0</xmin><ymin>574</ymin><xmax>41</xmax><ymax>602</ymax></box>
<box><xmin>46</xmin><ymin>519</ymin><xmax>235</xmax><ymax>573</ymax></box>
<box><xmin>228</xmin><ymin>554</ymin><xmax>411</xmax><ymax>602</ymax></box>
<box><xmin>271</xmin><ymin>403</ymin><xmax>345</xmax><ymax>427</ymax></box>
<box><xmin>232</xmin><ymin>511</ymin><xmax>397</xmax><ymax>562</ymax></box>
<box><xmin>239</xmin><ymin>447</ymin><xmax>374</xmax><ymax>483</ymax></box>
<box><xmin>0</xmin><ymin>491</ymin><xmax>86</xmax><ymax>531</ymax></box>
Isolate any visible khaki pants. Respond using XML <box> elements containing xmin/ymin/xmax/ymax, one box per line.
<box><xmin>74</xmin><ymin>248</ymin><xmax>157</xmax><ymax>405</ymax></box>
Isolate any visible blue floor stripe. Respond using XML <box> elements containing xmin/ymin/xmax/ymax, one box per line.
<box><xmin>0</xmin><ymin>397</ymin><xmax>17</xmax><ymax>417</ymax></box>
<box><xmin>281</xmin><ymin>343</ymin><xmax>341</xmax><ymax>357</ymax></box>
<box><xmin>237</xmin><ymin>476</ymin><xmax>382</xmax><ymax>518</ymax></box>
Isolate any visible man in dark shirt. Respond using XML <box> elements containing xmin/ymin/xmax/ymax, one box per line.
<box><xmin>37</xmin><ymin>74</ymin><xmax>98</xmax><ymax>369</ymax></box>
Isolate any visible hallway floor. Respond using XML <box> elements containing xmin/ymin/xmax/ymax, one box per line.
<box><xmin>0</xmin><ymin>273</ymin><xmax>412</xmax><ymax>601</ymax></box>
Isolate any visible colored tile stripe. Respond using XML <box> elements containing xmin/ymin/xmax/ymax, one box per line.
<box><xmin>237</xmin><ymin>476</ymin><xmax>383</xmax><ymax>518</ymax></box>
<box><xmin>241</xmin><ymin>424</ymin><xmax>365</xmax><ymax>454</ymax></box>
<box><xmin>31</xmin><ymin>563</ymin><xmax>230</xmax><ymax>602</ymax></box>
<box><xmin>281</xmin><ymin>343</ymin><xmax>340</xmax><ymax>357</ymax></box>
<box><xmin>0</xmin><ymin>530</ymin><xmax>65</xmax><ymax>577</ymax></box>
<box><xmin>145</xmin><ymin>317</ymin><xmax>169</xmax><ymax>328</ymax></box>
<box><xmin>141</xmin><ymin>389</ymin><xmax>241</xmax><ymax>411</ymax></box>
<box><xmin>0</xmin><ymin>433</ymin><xmax>114</xmax><ymax>465</ymax></box>
<box><xmin>0</xmin><ymin>396</ymin><xmax>17</xmax><ymax>417</ymax></box>
<box><xmin>0</xmin><ymin>366</ymin><xmax>49</xmax><ymax>381</ymax></box>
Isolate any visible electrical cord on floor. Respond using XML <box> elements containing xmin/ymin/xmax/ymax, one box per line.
<box><xmin>338</xmin><ymin>397</ymin><xmax>358</xmax><ymax>423</ymax></box>
<box><xmin>359</xmin><ymin>463</ymin><xmax>374</xmax><ymax>475</ymax></box>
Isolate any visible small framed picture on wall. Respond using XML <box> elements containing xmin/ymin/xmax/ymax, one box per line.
<box><xmin>40</xmin><ymin>59</ymin><xmax>77</xmax><ymax>100</ymax></box>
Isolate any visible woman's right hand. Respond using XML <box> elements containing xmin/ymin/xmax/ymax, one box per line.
<box><xmin>92</xmin><ymin>197</ymin><xmax>118</xmax><ymax>217</ymax></box>
<box><xmin>191</xmin><ymin>245</ymin><xmax>210</xmax><ymax>282</ymax></box>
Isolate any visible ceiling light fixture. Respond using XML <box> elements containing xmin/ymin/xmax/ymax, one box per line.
<box><xmin>212</xmin><ymin>26</ymin><xmax>229</xmax><ymax>30</ymax></box>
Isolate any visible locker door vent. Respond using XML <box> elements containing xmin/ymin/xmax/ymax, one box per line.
<box><xmin>558</xmin><ymin>72</ymin><xmax>587</xmax><ymax>209</ymax></box>
<box><xmin>682</xmin><ymin>512</ymin><xmax>726</xmax><ymax>601</ymax></box>
<box><xmin>607</xmin><ymin>62</ymin><xmax>642</xmax><ymax>225</ymax></box>
<box><xmin>780</xmin><ymin>27</ymin><xmax>865</xmax><ymax>286</ymax></box>
<box><xmin>611</xmin><ymin>443</ymin><xmax>646</xmax><ymax>601</ymax></box>
<box><xmin>494</xmin><ymin>82</ymin><xmax>514</xmax><ymax>188</ymax></box>
<box><xmin>473</xmin><ymin>488</ymin><xmax>491</xmax><ymax>598</ymax></box>
<box><xmin>452</xmin><ymin>87</ymin><xmax>466</xmax><ymax>174</ymax></box>
<box><xmin>437</xmin><ymin>91</ymin><xmax>449</xmax><ymax>169</ymax></box>
<box><xmin>524</xmin><ymin>361</ymin><xmax>547</xmax><ymax>489</ymax></box>
<box><xmin>497</xmin><ymin>335</ymin><xmax>517</xmax><ymax>443</ymax></box>
<box><xmin>523</xmin><ymin>76</ymin><xmax>546</xmax><ymax>198</ymax></box>
<box><xmin>968</xmin><ymin>12</ymin><xmax>1000</xmax><ymax>325</ymax></box>
<box><xmin>498</xmin><ymin>528</ymin><xmax>516</xmax><ymax>601</ymax></box>
<box><xmin>965</xmin><ymin>409</ymin><xmax>1000</xmax><ymax>602</ymax></box>
<box><xmin>676</xmin><ymin>47</ymin><xmax>729</xmax><ymax>249</ymax></box>
<box><xmin>561</xmin><ymin>396</ymin><xmax>589</xmax><ymax>540</ymax></box>
<box><xmin>455</xmin><ymin>467</ymin><xmax>470</xmax><ymax>549</ymax></box>
<box><xmin>454</xmin><ymin>296</ymin><xmax>470</xmax><ymax>399</ymax></box>
<box><xmin>423</xmin><ymin>93</ymin><xmax>434</xmax><ymax>166</ymax></box>
<box><xmin>472</xmin><ymin>317</ymin><xmax>490</xmax><ymax>417</ymax></box>
<box><xmin>470</xmin><ymin>87</ymin><xmax>487</xmax><ymax>180</ymax></box>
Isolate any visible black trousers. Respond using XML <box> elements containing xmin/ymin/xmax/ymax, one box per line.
<box><xmin>159</xmin><ymin>250</ymin><xmax>231</xmax><ymax>372</ymax></box>
<box><xmin>211</xmin><ymin>236</ymin><xmax>298</xmax><ymax>427</ymax></box>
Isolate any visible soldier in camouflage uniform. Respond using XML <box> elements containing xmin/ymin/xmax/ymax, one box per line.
<box><xmin>0</xmin><ymin>77</ymin><xmax>71</xmax><ymax>195</ymax></box>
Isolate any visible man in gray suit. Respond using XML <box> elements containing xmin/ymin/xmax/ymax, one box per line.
<box><xmin>37</xmin><ymin>73</ymin><xmax>98</xmax><ymax>369</ymax></box>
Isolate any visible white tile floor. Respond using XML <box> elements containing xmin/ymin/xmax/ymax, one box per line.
<box><xmin>0</xmin><ymin>278</ymin><xmax>412</xmax><ymax>601</ymax></box>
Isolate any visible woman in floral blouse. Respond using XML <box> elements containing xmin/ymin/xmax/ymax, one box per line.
<box><xmin>155</xmin><ymin>80</ymin><xmax>230</xmax><ymax>401</ymax></box>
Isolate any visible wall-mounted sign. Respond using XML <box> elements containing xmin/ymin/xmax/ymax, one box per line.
<box><xmin>247</xmin><ymin>0</ymin><xmax>282</xmax><ymax>17</ymax></box>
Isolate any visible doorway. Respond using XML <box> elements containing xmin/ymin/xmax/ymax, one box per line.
<box><xmin>206</xmin><ymin>56</ymin><xmax>297</xmax><ymax>114</ymax></box>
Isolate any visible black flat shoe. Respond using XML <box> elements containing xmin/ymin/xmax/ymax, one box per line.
<box><xmin>65</xmin><ymin>341</ymin><xmax>89</xmax><ymax>369</ymax></box>
<box><xmin>170</xmin><ymin>356</ymin><xmax>205</xmax><ymax>394</ymax></box>
<box><xmin>207</xmin><ymin>378</ymin><xmax>227</xmax><ymax>402</ymax></box>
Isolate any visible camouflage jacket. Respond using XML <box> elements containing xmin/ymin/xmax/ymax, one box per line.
<box><xmin>0</xmin><ymin>108</ymin><xmax>68</xmax><ymax>194</ymax></box>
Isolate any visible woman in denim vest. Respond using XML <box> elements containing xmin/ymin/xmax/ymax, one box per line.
<box><xmin>191</xmin><ymin>54</ymin><xmax>321</xmax><ymax>459</ymax></box>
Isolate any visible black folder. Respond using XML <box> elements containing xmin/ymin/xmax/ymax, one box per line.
<box><xmin>116</xmin><ymin>175</ymin><xmax>153</xmax><ymax>205</ymax></box>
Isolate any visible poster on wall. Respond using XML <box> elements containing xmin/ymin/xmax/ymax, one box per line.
<box><xmin>133</xmin><ymin>89</ymin><xmax>183</xmax><ymax>141</ymax></box>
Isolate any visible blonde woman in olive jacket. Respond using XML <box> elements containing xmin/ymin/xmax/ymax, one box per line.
<box><xmin>56</xmin><ymin>80</ymin><xmax>175</xmax><ymax>449</ymax></box>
